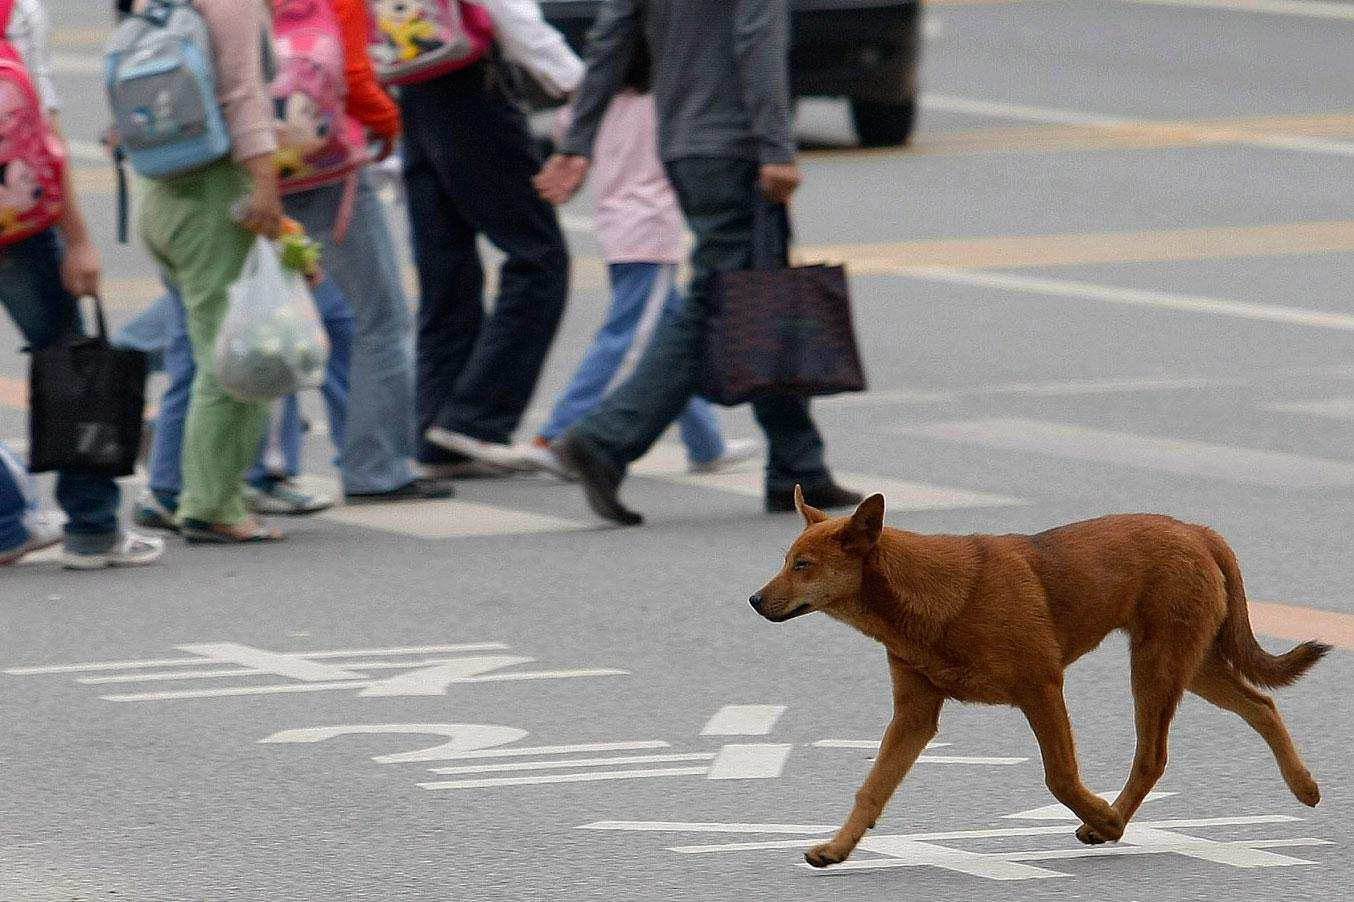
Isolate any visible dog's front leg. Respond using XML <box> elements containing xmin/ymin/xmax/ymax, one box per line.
<box><xmin>806</xmin><ymin>665</ymin><xmax>943</xmax><ymax>868</ymax></box>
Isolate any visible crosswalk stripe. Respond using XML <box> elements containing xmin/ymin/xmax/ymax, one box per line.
<box><xmin>320</xmin><ymin>498</ymin><xmax>591</xmax><ymax>539</ymax></box>
<box><xmin>1267</xmin><ymin>397</ymin><xmax>1354</xmax><ymax>420</ymax></box>
<box><xmin>630</xmin><ymin>445</ymin><xmax>1024</xmax><ymax>511</ymax></box>
<box><xmin>895</xmin><ymin>417</ymin><xmax>1354</xmax><ymax>487</ymax></box>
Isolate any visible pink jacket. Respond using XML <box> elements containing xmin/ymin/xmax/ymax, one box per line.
<box><xmin>562</xmin><ymin>92</ymin><xmax>685</xmax><ymax>265</ymax></box>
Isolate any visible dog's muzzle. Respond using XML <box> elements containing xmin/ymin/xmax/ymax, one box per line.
<box><xmin>750</xmin><ymin>595</ymin><xmax>813</xmax><ymax>622</ymax></box>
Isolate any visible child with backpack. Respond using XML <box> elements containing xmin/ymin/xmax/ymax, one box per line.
<box><xmin>448</xmin><ymin>35</ymin><xmax>756</xmax><ymax>478</ymax></box>
<box><xmin>0</xmin><ymin>0</ymin><xmax>163</xmax><ymax>568</ymax></box>
<box><xmin>111</xmin><ymin>0</ymin><xmax>288</xmax><ymax>542</ymax></box>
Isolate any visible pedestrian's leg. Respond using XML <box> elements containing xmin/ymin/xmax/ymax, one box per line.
<box><xmin>412</xmin><ymin>72</ymin><xmax>568</xmax><ymax>443</ymax></box>
<box><xmin>539</xmin><ymin>263</ymin><xmax>665</xmax><ymax>442</ymax></box>
<box><xmin>751</xmin><ymin>396</ymin><xmax>827</xmax><ymax>490</ymax></box>
<box><xmin>0</xmin><ymin>443</ymin><xmax>31</xmax><ymax>553</ymax></box>
<box><xmin>396</xmin><ymin>94</ymin><xmax>487</xmax><ymax>464</ymax></box>
<box><xmin>0</xmin><ymin>231</ymin><xmax>120</xmax><ymax>549</ymax></box>
<box><xmin>286</xmin><ymin>176</ymin><xmax>412</xmax><ymax>490</ymax></box>
<box><xmin>312</xmin><ymin>278</ymin><xmax>353</xmax><ymax>460</ymax></box>
<box><xmin>146</xmin><ymin>291</ymin><xmax>194</xmax><ymax>504</ymax></box>
<box><xmin>677</xmin><ymin>398</ymin><xmax>725</xmax><ymax>465</ymax></box>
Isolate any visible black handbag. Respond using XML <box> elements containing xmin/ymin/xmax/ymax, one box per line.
<box><xmin>28</xmin><ymin>295</ymin><xmax>148</xmax><ymax>477</ymax></box>
<box><xmin>703</xmin><ymin>198</ymin><xmax>867</xmax><ymax>406</ymax></box>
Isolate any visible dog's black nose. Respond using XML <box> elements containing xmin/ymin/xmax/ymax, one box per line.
<box><xmin>749</xmin><ymin>595</ymin><xmax>763</xmax><ymax>610</ymax></box>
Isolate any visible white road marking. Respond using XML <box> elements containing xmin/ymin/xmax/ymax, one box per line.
<box><xmin>321</xmin><ymin>498</ymin><xmax>590</xmax><ymax>538</ymax></box>
<box><xmin>419</xmin><ymin>766</ymin><xmax>712</xmax><ymax>791</ymax></box>
<box><xmin>415</xmin><ymin>741</ymin><xmax>670</xmax><ymax>762</ymax></box>
<box><xmin>632</xmin><ymin>446</ymin><xmax>1023</xmax><ymax>511</ymax></box>
<box><xmin>851</xmin><ymin>835</ymin><xmax>1067</xmax><ymax>880</ymax></box>
<box><xmin>99</xmin><ymin>668</ymin><xmax>627</xmax><ymax>702</ymax></box>
<box><xmin>893</xmin><ymin>267</ymin><xmax>1354</xmax><ymax>332</ymax></box>
<box><xmin>1005</xmin><ymin>791</ymin><xmax>1176</xmax><ymax>820</ymax></box>
<box><xmin>78</xmin><ymin>667</ymin><xmax>260</xmax><ymax>684</ymax></box>
<box><xmin>579</xmin><ymin>822</ymin><xmax>836</xmax><ymax>834</ymax></box>
<box><xmin>1107</xmin><ymin>0</ymin><xmax>1354</xmax><ymax>21</ymax></box>
<box><xmin>898</xmin><ymin>417</ymin><xmax>1354</xmax><ymax>487</ymax></box>
<box><xmin>700</xmin><ymin>705</ymin><xmax>787</xmax><ymax>736</ymax></box>
<box><xmin>921</xmin><ymin>94</ymin><xmax>1123</xmax><ymax>127</ymax></box>
<box><xmin>1268</xmin><ymin>397</ymin><xmax>1354</xmax><ymax>419</ymax></box>
<box><xmin>707</xmin><ymin>744</ymin><xmax>794</xmax><ymax>780</ymax></box>
<box><xmin>259</xmin><ymin>724</ymin><xmax>528</xmax><ymax>765</ymax></box>
<box><xmin>426</xmin><ymin>753</ymin><xmax>717</xmax><ymax>775</ymax></box>
<box><xmin>355</xmin><ymin>656</ymin><xmax>535</xmax><ymax>697</ymax></box>
<box><xmin>173</xmin><ymin>642</ymin><xmax>363</xmax><ymax>682</ymax></box>
<box><xmin>4</xmin><ymin>642</ymin><xmax>509</xmax><ymax>675</ymax></box>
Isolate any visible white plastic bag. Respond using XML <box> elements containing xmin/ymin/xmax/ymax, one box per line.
<box><xmin>214</xmin><ymin>237</ymin><xmax>329</xmax><ymax>403</ymax></box>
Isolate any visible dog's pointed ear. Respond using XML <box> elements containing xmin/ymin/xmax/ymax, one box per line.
<box><xmin>842</xmin><ymin>493</ymin><xmax>885</xmax><ymax>551</ymax></box>
<box><xmin>795</xmin><ymin>484</ymin><xmax>829</xmax><ymax>527</ymax></box>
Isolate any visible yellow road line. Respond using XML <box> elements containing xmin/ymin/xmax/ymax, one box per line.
<box><xmin>1252</xmin><ymin>602</ymin><xmax>1354</xmax><ymax>651</ymax></box>
<box><xmin>804</xmin><ymin>222</ymin><xmax>1354</xmax><ymax>271</ymax></box>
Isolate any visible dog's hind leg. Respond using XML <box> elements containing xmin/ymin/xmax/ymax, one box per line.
<box><xmin>805</xmin><ymin>664</ymin><xmax>944</xmax><ymax>869</ymax></box>
<box><xmin>1076</xmin><ymin>634</ymin><xmax>1201</xmax><ymax>845</ymax></box>
<box><xmin>1018</xmin><ymin>681</ymin><xmax>1124</xmax><ymax>843</ymax></box>
<box><xmin>1188</xmin><ymin>651</ymin><xmax>1320</xmax><ymax>807</ymax></box>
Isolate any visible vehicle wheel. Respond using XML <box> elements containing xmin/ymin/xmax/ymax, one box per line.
<box><xmin>849</xmin><ymin>96</ymin><xmax>917</xmax><ymax>148</ymax></box>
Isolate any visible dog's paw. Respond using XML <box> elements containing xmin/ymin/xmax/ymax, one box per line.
<box><xmin>1075</xmin><ymin>824</ymin><xmax>1107</xmax><ymax>845</ymax></box>
<box><xmin>805</xmin><ymin>843</ymin><xmax>849</xmax><ymax>868</ymax></box>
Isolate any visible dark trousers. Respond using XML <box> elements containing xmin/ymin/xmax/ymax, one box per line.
<box><xmin>0</xmin><ymin>229</ymin><xmax>119</xmax><ymax>545</ymax></box>
<box><xmin>399</xmin><ymin>64</ymin><xmax>569</xmax><ymax>461</ymax></box>
<box><xmin>574</xmin><ymin>157</ymin><xmax>829</xmax><ymax>492</ymax></box>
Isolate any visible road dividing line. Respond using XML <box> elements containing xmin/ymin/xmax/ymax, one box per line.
<box><xmin>707</xmin><ymin>744</ymin><xmax>794</xmax><ymax>780</ymax></box>
<box><xmin>898</xmin><ymin>417</ymin><xmax>1354</xmax><ymax>487</ymax></box>
<box><xmin>921</xmin><ymin>94</ymin><xmax>1124</xmax><ymax>127</ymax></box>
<box><xmin>1268</xmin><ymin>397</ymin><xmax>1354</xmax><ymax>419</ymax></box>
<box><xmin>701</xmin><ymin>705</ymin><xmax>787</xmax><ymax>736</ymax></box>
<box><xmin>419</xmin><ymin>766</ymin><xmax>711</xmax><ymax>791</ymax></box>
<box><xmin>427</xmin><ymin>753</ymin><xmax>717</xmax><ymax>775</ymax></box>
<box><xmin>1108</xmin><ymin>0</ymin><xmax>1354</xmax><ymax>20</ymax></box>
<box><xmin>891</xmin><ymin>267</ymin><xmax>1354</xmax><ymax>332</ymax></box>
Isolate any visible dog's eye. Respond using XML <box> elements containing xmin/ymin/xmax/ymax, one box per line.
<box><xmin>792</xmin><ymin>559</ymin><xmax>811</xmax><ymax>571</ymax></box>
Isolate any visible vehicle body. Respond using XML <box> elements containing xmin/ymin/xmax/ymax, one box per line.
<box><xmin>539</xmin><ymin>0</ymin><xmax>923</xmax><ymax>147</ymax></box>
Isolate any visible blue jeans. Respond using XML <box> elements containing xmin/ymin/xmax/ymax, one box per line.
<box><xmin>281</xmin><ymin>171</ymin><xmax>417</xmax><ymax>493</ymax></box>
<box><xmin>573</xmin><ymin>159</ymin><xmax>830</xmax><ymax>492</ymax></box>
<box><xmin>0</xmin><ymin>442</ymin><xmax>34</xmax><ymax>551</ymax></box>
<box><xmin>142</xmin><ymin>280</ymin><xmax>353</xmax><ymax>497</ymax></box>
<box><xmin>0</xmin><ymin>229</ymin><xmax>120</xmax><ymax>551</ymax></box>
<box><xmin>540</xmin><ymin>262</ymin><xmax>724</xmax><ymax>463</ymax></box>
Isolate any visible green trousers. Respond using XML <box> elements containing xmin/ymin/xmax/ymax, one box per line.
<box><xmin>140</xmin><ymin>160</ymin><xmax>269</xmax><ymax>526</ymax></box>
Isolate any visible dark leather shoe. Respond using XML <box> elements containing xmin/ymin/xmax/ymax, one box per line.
<box><xmin>766</xmin><ymin>481</ymin><xmax>863</xmax><ymax>514</ymax></box>
<box><xmin>345</xmin><ymin>477</ymin><xmax>455</xmax><ymax>504</ymax></box>
<box><xmin>552</xmin><ymin>434</ymin><xmax>643</xmax><ymax>526</ymax></box>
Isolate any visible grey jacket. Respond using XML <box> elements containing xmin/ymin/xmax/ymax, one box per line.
<box><xmin>559</xmin><ymin>0</ymin><xmax>795</xmax><ymax>165</ymax></box>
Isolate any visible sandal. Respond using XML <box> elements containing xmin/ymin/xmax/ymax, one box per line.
<box><xmin>181</xmin><ymin>518</ymin><xmax>285</xmax><ymax>544</ymax></box>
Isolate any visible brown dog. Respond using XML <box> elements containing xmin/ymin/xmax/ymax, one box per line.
<box><xmin>751</xmin><ymin>487</ymin><xmax>1329</xmax><ymax>869</ymax></box>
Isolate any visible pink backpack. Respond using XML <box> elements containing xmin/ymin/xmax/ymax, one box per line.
<box><xmin>0</xmin><ymin>0</ymin><xmax>64</xmax><ymax>247</ymax></box>
<box><xmin>272</xmin><ymin>0</ymin><xmax>369</xmax><ymax>198</ymax></box>
<box><xmin>367</xmin><ymin>0</ymin><xmax>493</xmax><ymax>86</ymax></box>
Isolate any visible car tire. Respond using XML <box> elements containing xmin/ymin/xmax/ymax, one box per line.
<box><xmin>849</xmin><ymin>96</ymin><xmax>917</xmax><ymax>148</ymax></box>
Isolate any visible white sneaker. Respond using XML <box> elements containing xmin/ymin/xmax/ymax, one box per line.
<box><xmin>688</xmin><ymin>438</ymin><xmax>760</xmax><ymax>474</ymax></box>
<box><xmin>61</xmin><ymin>531</ymin><xmax>165</xmax><ymax>570</ymax></box>
<box><xmin>424</xmin><ymin>428</ymin><xmax>539</xmax><ymax>473</ymax></box>
<box><xmin>523</xmin><ymin>443</ymin><xmax>577</xmax><ymax>481</ymax></box>
<box><xmin>0</xmin><ymin>509</ymin><xmax>66</xmax><ymax>566</ymax></box>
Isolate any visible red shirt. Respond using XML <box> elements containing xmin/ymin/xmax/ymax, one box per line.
<box><xmin>332</xmin><ymin>0</ymin><xmax>400</xmax><ymax>140</ymax></box>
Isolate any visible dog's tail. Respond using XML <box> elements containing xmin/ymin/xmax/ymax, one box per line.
<box><xmin>1205</xmin><ymin>530</ymin><xmax>1331</xmax><ymax>689</ymax></box>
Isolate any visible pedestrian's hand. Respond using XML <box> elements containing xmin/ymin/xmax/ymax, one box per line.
<box><xmin>239</xmin><ymin>184</ymin><xmax>284</xmax><ymax>239</ymax></box>
<box><xmin>759</xmin><ymin>162</ymin><xmax>802</xmax><ymax>205</ymax></box>
<box><xmin>60</xmin><ymin>236</ymin><xmax>101</xmax><ymax>299</ymax></box>
<box><xmin>534</xmin><ymin>153</ymin><xmax>590</xmax><ymax>205</ymax></box>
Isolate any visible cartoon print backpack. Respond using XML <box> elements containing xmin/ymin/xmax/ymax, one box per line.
<box><xmin>0</xmin><ymin>0</ymin><xmax>65</xmax><ymax>246</ymax></box>
<box><xmin>367</xmin><ymin>0</ymin><xmax>493</xmax><ymax>86</ymax></box>
<box><xmin>105</xmin><ymin>0</ymin><xmax>231</xmax><ymax>179</ymax></box>
<box><xmin>272</xmin><ymin>0</ymin><xmax>369</xmax><ymax>198</ymax></box>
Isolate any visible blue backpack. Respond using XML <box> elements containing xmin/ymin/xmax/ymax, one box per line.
<box><xmin>105</xmin><ymin>0</ymin><xmax>230</xmax><ymax>179</ymax></box>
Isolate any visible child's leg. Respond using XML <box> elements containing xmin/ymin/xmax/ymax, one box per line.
<box><xmin>0</xmin><ymin>443</ymin><xmax>32</xmax><ymax>552</ymax></box>
<box><xmin>539</xmin><ymin>262</ymin><xmax>673</xmax><ymax>441</ymax></box>
<box><xmin>312</xmin><ymin>277</ymin><xmax>353</xmax><ymax>460</ymax></box>
<box><xmin>146</xmin><ymin>290</ymin><xmax>194</xmax><ymax>505</ymax></box>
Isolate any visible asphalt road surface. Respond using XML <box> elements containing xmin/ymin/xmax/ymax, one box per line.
<box><xmin>3</xmin><ymin>1</ymin><xmax>1353</xmax><ymax>900</ymax></box>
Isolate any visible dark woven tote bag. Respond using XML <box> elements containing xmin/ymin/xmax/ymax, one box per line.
<box><xmin>28</xmin><ymin>296</ymin><xmax>148</xmax><ymax>477</ymax></box>
<box><xmin>703</xmin><ymin>199</ymin><xmax>866</xmax><ymax>406</ymax></box>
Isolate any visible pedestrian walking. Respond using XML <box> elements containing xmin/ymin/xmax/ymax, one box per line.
<box><xmin>532</xmin><ymin>0</ymin><xmax>860</xmax><ymax>524</ymax></box>
<box><xmin>129</xmin><ymin>0</ymin><xmax>288</xmax><ymax>543</ymax></box>
<box><xmin>0</xmin><ymin>0</ymin><xmax>163</xmax><ymax>568</ymax></box>
<box><xmin>461</xmin><ymin>37</ymin><xmax>757</xmax><ymax>478</ymax></box>
<box><xmin>397</xmin><ymin>0</ymin><xmax>583</xmax><ymax>476</ymax></box>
